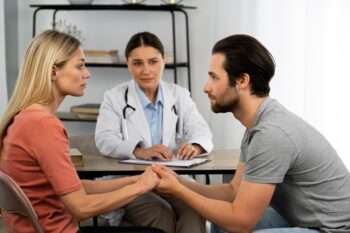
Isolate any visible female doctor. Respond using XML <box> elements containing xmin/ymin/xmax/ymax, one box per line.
<box><xmin>95</xmin><ymin>32</ymin><xmax>213</xmax><ymax>233</ymax></box>
<box><xmin>95</xmin><ymin>31</ymin><xmax>213</xmax><ymax>160</ymax></box>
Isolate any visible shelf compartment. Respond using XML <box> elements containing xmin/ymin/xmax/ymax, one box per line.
<box><xmin>85</xmin><ymin>62</ymin><xmax>189</xmax><ymax>68</ymax></box>
<box><xmin>30</xmin><ymin>3</ymin><xmax>195</xmax><ymax>91</ymax></box>
<box><xmin>29</xmin><ymin>4</ymin><xmax>196</xmax><ymax>11</ymax></box>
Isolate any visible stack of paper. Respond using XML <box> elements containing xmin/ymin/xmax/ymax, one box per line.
<box><xmin>119</xmin><ymin>158</ymin><xmax>210</xmax><ymax>168</ymax></box>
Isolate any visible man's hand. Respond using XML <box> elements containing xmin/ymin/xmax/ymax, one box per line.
<box><xmin>151</xmin><ymin>164</ymin><xmax>184</xmax><ymax>196</ymax></box>
<box><xmin>176</xmin><ymin>142</ymin><xmax>204</xmax><ymax>160</ymax></box>
<box><xmin>136</xmin><ymin>167</ymin><xmax>161</xmax><ymax>194</ymax></box>
<box><xmin>133</xmin><ymin>144</ymin><xmax>174</xmax><ymax>161</ymax></box>
<box><xmin>153</xmin><ymin>164</ymin><xmax>180</xmax><ymax>180</ymax></box>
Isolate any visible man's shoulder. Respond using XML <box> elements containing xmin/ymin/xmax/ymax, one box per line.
<box><xmin>256</xmin><ymin>100</ymin><xmax>309</xmax><ymax>136</ymax></box>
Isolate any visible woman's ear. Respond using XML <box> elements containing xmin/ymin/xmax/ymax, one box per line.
<box><xmin>51</xmin><ymin>65</ymin><xmax>57</xmax><ymax>81</ymax></box>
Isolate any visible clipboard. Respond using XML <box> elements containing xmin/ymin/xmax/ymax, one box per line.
<box><xmin>119</xmin><ymin>158</ymin><xmax>211</xmax><ymax>168</ymax></box>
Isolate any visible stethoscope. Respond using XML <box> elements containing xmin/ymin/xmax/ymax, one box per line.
<box><xmin>121</xmin><ymin>87</ymin><xmax>181</xmax><ymax>143</ymax></box>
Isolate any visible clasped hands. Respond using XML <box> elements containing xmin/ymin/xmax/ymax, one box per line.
<box><xmin>133</xmin><ymin>142</ymin><xmax>204</xmax><ymax>161</ymax></box>
<box><xmin>137</xmin><ymin>164</ymin><xmax>183</xmax><ymax>196</ymax></box>
<box><xmin>134</xmin><ymin>142</ymin><xmax>203</xmax><ymax>195</ymax></box>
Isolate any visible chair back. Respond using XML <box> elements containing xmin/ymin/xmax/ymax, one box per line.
<box><xmin>0</xmin><ymin>171</ymin><xmax>44</xmax><ymax>233</ymax></box>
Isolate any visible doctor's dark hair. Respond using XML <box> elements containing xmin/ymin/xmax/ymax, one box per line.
<box><xmin>125</xmin><ymin>32</ymin><xmax>165</xmax><ymax>60</ymax></box>
<box><xmin>212</xmin><ymin>34</ymin><xmax>275</xmax><ymax>97</ymax></box>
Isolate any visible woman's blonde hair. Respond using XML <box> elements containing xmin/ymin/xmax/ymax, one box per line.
<box><xmin>0</xmin><ymin>30</ymin><xmax>80</xmax><ymax>149</ymax></box>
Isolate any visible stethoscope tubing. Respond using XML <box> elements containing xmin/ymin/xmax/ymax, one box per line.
<box><xmin>122</xmin><ymin>87</ymin><xmax>180</xmax><ymax>141</ymax></box>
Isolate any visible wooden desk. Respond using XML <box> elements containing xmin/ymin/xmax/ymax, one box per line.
<box><xmin>77</xmin><ymin>149</ymin><xmax>239</xmax><ymax>179</ymax></box>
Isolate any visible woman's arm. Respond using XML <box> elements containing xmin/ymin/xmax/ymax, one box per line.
<box><xmin>133</xmin><ymin>144</ymin><xmax>174</xmax><ymax>161</ymax></box>
<box><xmin>60</xmin><ymin>167</ymin><xmax>159</xmax><ymax>221</ymax></box>
<box><xmin>81</xmin><ymin>175</ymin><xmax>139</xmax><ymax>194</ymax></box>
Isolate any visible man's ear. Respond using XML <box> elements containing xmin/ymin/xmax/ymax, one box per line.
<box><xmin>51</xmin><ymin>65</ymin><xmax>58</xmax><ymax>81</ymax></box>
<box><xmin>237</xmin><ymin>73</ymin><xmax>250</xmax><ymax>89</ymax></box>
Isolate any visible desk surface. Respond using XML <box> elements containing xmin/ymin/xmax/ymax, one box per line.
<box><xmin>77</xmin><ymin>149</ymin><xmax>240</xmax><ymax>178</ymax></box>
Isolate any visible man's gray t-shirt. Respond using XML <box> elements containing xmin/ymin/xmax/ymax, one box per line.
<box><xmin>240</xmin><ymin>97</ymin><xmax>350</xmax><ymax>232</ymax></box>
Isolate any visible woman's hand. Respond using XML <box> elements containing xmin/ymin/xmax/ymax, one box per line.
<box><xmin>136</xmin><ymin>167</ymin><xmax>161</xmax><ymax>194</ymax></box>
<box><xmin>176</xmin><ymin>142</ymin><xmax>204</xmax><ymax>160</ymax></box>
<box><xmin>151</xmin><ymin>164</ymin><xmax>184</xmax><ymax>196</ymax></box>
<box><xmin>133</xmin><ymin>144</ymin><xmax>174</xmax><ymax>161</ymax></box>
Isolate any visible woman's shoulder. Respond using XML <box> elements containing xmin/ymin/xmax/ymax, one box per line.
<box><xmin>19</xmin><ymin>109</ymin><xmax>62</xmax><ymax>127</ymax></box>
<box><xmin>12</xmin><ymin>109</ymin><xmax>65</xmax><ymax>138</ymax></box>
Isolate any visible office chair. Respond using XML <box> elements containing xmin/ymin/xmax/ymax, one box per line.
<box><xmin>0</xmin><ymin>171</ymin><xmax>44</xmax><ymax>233</ymax></box>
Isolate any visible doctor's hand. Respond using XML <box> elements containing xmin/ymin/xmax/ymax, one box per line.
<box><xmin>151</xmin><ymin>164</ymin><xmax>184</xmax><ymax>196</ymax></box>
<box><xmin>176</xmin><ymin>142</ymin><xmax>204</xmax><ymax>160</ymax></box>
<box><xmin>136</xmin><ymin>167</ymin><xmax>161</xmax><ymax>194</ymax></box>
<box><xmin>133</xmin><ymin>144</ymin><xmax>174</xmax><ymax>161</ymax></box>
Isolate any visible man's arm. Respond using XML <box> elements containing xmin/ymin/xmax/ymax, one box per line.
<box><xmin>153</xmin><ymin>164</ymin><xmax>275</xmax><ymax>233</ymax></box>
<box><xmin>182</xmin><ymin>180</ymin><xmax>275</xmax><ymax>233</ymax></box>
<box><xmin>176</xmin><ymin>162</ymin><xmax>245</xmax><ymax>201</ymax></box>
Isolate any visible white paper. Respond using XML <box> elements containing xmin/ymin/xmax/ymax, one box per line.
<box><xmin>119</xmin><ymin>158</ymin><xmax>210</xmax><ymax>168</ymax></box>
<box><xmin>70</xmin><ymin>148</ymin><xmax>82</xmax><ymax>156</ymax></box>
<box><xmin>195</xmin><ymin>152</ymin><xmax>209</xmax><ymax>158</ymax></box>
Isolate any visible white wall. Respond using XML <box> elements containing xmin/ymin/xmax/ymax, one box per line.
<box><xmin>17</xmin><ymin>1</ymin><xmax>350</xmax><ymax>170</ymax></box>
<box><xmin>21</xmin><ymin>0</ymin><xmax>202</xmax><ymax>136</ymax></box>
<box><xmin>0</xmin><ymin>0</ymin><xmax>8</xmax><ymax>119</ymax></box>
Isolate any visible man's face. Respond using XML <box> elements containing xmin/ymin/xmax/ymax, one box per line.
<box><xmin>204</xmin><ymin>53</ymin><xmax>239</xmax><ymax>113</ymax></box>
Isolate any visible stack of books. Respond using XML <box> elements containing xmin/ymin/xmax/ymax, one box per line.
<box><xmin>84</xmin><ymin>50</ymin><xmax>119</xmax><ymax>64</ymax></box>
<box><xmin>70</xmin><ymin>148</ymin><xmax>84</xmax><ymax>167</ymax></box>
<box><xmin>70</xmin><ymin>103</ymin><xmax>101</xmax><ymax>120</ymax></box>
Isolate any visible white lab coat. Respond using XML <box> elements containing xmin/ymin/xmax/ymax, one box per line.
<box><xmin>95</xmin><ymin>80</ymin><xmax>213</xmax><ymax>159</ymax></box>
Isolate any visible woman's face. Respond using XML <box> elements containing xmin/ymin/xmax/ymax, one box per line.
<box><xmin>127</xmin><ymin>46</ymin><xmax>165</xmax><ymax>92</ymax></box>
<box><xmin>53</xmin><ymin>47</ymin><xmax>90</xmax><ymax>97</ymax></box>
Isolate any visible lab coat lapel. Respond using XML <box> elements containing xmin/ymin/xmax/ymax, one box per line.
<box><xmin>162</xmin><ymin>83</ymin><xmax>177</xmax><ymax>147</ymax></box>
<box><xmin>127</xmin><ymin>81</ymin><xmax>152</xmax><ymax>146</ymax></box>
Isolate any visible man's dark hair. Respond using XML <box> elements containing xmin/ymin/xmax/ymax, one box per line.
<box><xmin>125</xmin><ymin>31</ymin><xmax>164</xmax><ymax>60</ymax></box>
<box><xmin>212</xmin><ymin>34</ymin><xmax>275</xmax><ymax>97</ymax></box>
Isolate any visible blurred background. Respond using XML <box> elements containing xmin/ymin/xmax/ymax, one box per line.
<box><xmin>1</xmin><ymin>0</ymin><xmax>349</xmax><ymax>170</ymax></box>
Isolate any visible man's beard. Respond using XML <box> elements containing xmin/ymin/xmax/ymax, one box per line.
<box><xmin>210</xmin><ymin>88</ymin><xmax>239</xmax><ymax>113</ymax></box>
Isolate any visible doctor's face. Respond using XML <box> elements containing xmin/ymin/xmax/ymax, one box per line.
<box><xmin>127</xmin><ymin>46</ymin><xmax>165</xmax><ymax>92</ymax></box>
<box><xmin>204</xmin><ymin>53</ymin><xmax>239</xmax><ymax>113</ymax></box>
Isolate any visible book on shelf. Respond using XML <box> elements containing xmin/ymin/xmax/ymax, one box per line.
<box><xmin>84</xmin><ymin>50</ymin><xmax>119</xmax><ymax>64</ymax></box>
<box><xmin>74</xmin><ymin>113</ymin><xmax>98</xmax><ymax>120</ymax></box>
<box><xmin>72</xmin><ymin>160</ymin><xmax>84</xmax><ymax>167</ymax></box>
<box><xmin>70</xmin><ymin>103</ymin><xmax>100</xmax><ymax>115</ymax></box>
<box><xmin>56</xmin><ymin>112</ymin><xmax>98</xmax><ymax>121</ymax></box>
<box><xmin>70</xmin><ymin>148</ymin><xmax>84</xmax><ymax>167</ymax></box>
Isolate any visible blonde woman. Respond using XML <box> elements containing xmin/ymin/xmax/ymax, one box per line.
<box><xmin>0</xmin><ymin>30</ymin><xmax>163</xmax><ymax>233</ymax></box>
